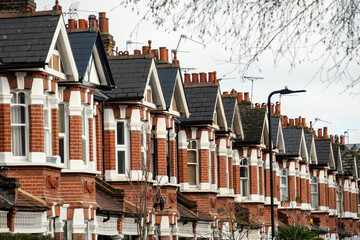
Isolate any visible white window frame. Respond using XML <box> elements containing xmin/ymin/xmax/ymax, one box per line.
<box><xmin>240</xmin><ymin>158</ymin><xmax>249</xmax><ymax>197</ymax></box>
<box><xmin>116</xmin><ymin>120</ymin><xmax>129</xmax><ymax>175</ymax></box>
<box><xmin>311</xmin><ymin>176</ymin><xmax>319</xmax><ymax>209</ymax></box>
<box><xmin>280</xmin><ymin>169</ymin><xmax>288</xmax><ymax>201</ymax></box>
<box><xmin>44</xmin><ymin>95</ymin><xmax>52</xmax><ymax>158</ymax></box>
<box><xmin>58</xmin><ymin>102</ymin><xmax>68</xmax><ymax>165</ymax></box>
<box><xmin>11</xmin><ymin>91</ymin><xmax>28</xmax><ymax>160</ymax></box>
<box><xmin>187</xmin><ymin>140</ymin><xmax>199</xmax><ymax>187</ymax></box>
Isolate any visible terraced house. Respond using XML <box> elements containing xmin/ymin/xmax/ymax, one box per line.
<box><xmin>0</xmin><ymin>1</ymin><xmax>359</xmax><ymax>240</ymax></box>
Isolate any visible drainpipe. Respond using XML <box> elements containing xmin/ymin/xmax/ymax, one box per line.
<box><xmin>101</xmin><ymin>101</ymin><xmax>106</xmax><ymax>180</ymax></box>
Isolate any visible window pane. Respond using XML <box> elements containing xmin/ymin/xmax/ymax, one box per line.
<box><xmin>191</xmin><ymin>141</ymin><xmax>196</xmax><ymax>149</ymax></box>
<box><xmin>187</xmin><ymin>151</ymin><xmax>196</xmax><ymax>163</ymax></box>
<box><xmin>12</xmin><ymin>126</ymin><xmax>25</xmax><ymax>156</ymax></box>
<box><xmin>18</xmin><ymin>93</ymin><xmax>25</xmax><ymax>104</ymax></box>
<box><xmin>59</xmin><ymin>138</ymin><xmax>64</xmax><ymax>164</ymax></box>
<box><xmin>281</xmin><ymin>176</ymin><xmax>287</xmax><ymax>185</ymax></box>
<box><xmin>11</xmin><ymin>93</ymin><xmax>16</xmax><ymax>103</ymax></box>
<box><xmin>311</xmin><ymin>184</ymin><xmax>317</xmax><ymax>193</ymax></box>
<box><xmin>240</xmin><ymin>167</ymin><xmax>247</xmax><ymax>177</ymax></box>
<box><xmin>118</xmin><ymin>151</ymin><xmax>125</xmax><ymax>174</ymax></box>
<box><xmin>241</xmin><ymin>179</ymin><xmax>248</xmax><ymax>196</ymax></box>
<box><xmin>188</xmin><ymin>165</ymin><xmax>196</xmax><ymax>185</ymax></box>
<box><xmin>44</xmin><ymin>110</ymin><xmax>49</xmax><ymax>128</ymax></box>
<box><xmin>117</xmin><ymin>122</ymin><xmax>124</xmax><ymax>145</ymax></box>
<box><xmin>59</xmin><ymin>104</ymin><xmax>65</xmax><ymax>133</ymax></box>
<box><xmin>311</xmin><ymin>194</ymin><xmax>318</xmax><ymax>208</ymax></box>
<box><xmin>44</xmin><ymin>129</ymin><xmax>50</xmax><ymax>156</ymax></box>
<box><xmin>11</xmin><ymin>106</ymin><xmax>25</xmax><ymax>124</ymax></box>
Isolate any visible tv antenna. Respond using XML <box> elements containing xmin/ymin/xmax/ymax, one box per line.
<box><xmin>242</xmin><ymin>76</ymin><xmax>263</xmax><ymax>103</ymax></box>
<box><xmin>344</xmin><ymin>129</ymin><xmax>357</xmax><ymax>144</ymax></box>
<box><xmin>313</xmin><ymin>117</ymin><xmax>332</xmax><ymax>126</ymax></box>
<box><xmin>175</xmin><ymin>35</ymin><xmax>206</xmax><ymax>52</ymax></box>
<box><xmin>64</xmin><ymin>2</ymin><xmax>79</xmax><ymax>18</ymax></box>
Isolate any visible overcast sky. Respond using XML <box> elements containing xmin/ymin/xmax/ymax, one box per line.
<box><xmin>38</xmin><ymin>0</ymin><xmax>360</xmax><ymax>143</ymax></box>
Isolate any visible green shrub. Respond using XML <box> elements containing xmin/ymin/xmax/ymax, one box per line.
<box><xmin>0</xmin><ymin>233</ymin><xmax>53</xmax><ymax>240</ymax></box>
<box><xmin>275</xmin><ymin>225</ymin><xmax>323</xmax><ymax>240</ymax></box>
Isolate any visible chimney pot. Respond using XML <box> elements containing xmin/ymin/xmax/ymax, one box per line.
<box><xmin>142</xmin><ymin>46</ymin><xmax>149</xmax><ymax>55</ymax></box>
<box><xmin>295</xmin><ymin>118</ymin><xmax>300</xmax><ymax>126</ymax></box>
<box><xmin>318</xmin><ymin>128</ymin><xmax>322</xmax><ymax>138</ymax></box>
<box><xmin>199</xmin><ymin>72</ymin><xmax>207</xmax><ymax>82</ymax></box>
<box><xmin>208</xmin><ymin>72</ymin><xmax>215</xmax><ymax>82</ymax></box>
<box><xmin>330</xmin><ymin>135</ymin><xmax>334</xmax><ymax>143</ymax></box>
<box><xmin>184</xmin><ymin>73</ymin><xmax>191</xmax><ymax>84</ymax></box>
<box><xmin>255</xmin><ymin>103</ymin><xmax>260</xmax><ymax>109</ymax></box>
<box><xmin>237</xmin><ymin>92</ymin><xmax>243</xmax><ymax>102</ymax></box>
<box><xmin>261</xmin><ymin>103</ymin><xmax>266</xmax><ymax>109</ymax></box>
<box><xmin>78</xmin><ymin>19</ymin><xmax>87</xmax><ymax>28</ymax></box>
<box><xmin>275</xmin><ymin>101</ymin><xmax>281</xmax><ymax>116</ymax></box>
<box><xmin>99</xmin><ymin>12</ymin><xmax>109</xmax><ymax>33</ymax></box>
<box><xmin>335</xmin><ymin>135</ymin><xmax>339</xmax><ymax>143</ymax></box>
<box><xmin>152</xmin><ymin>49</ymin><xmax>159</xmax><ymax>60</ymax></box>
<box><xmin>302</xmin><ymin>118</ymin><xmax>306</xmax><ymax>127</ymax></box>
<box><xmin>68</xmin><ymin>19</ymin><xmax>77</xmax><ymax>29</ymax></box>
<box><xmin>134</xmin><ymin>49</ymin><xmax>141</xmax><ymax>55</ymax></box>
<box><xmin>159</xmin><ymin>47</ymin><xmax>168</xmax><ymax>62</ymax></box>
<box><xmin>340</xmin><ymin>135</ymin><xmax>345</xmax><ymax>145</ymax></box>
<box><xmin>270</xmin><ymin>103</ymin><xmax>274</xmax><ymax>115</ymax></box>
<box><xmin>323</xmin><ymin>127</ymin><xmax>328</xmax><ymax>138</ymax></box>
<box><xmin>230</xmin><ymin>89</ymin><xmax>237</xmax><ymax>97</ymax></box>
<box><xmin>289</xmin><ymin>119</ymin><xmax>294</xmax><ymax>126</ymax></box>
<box><xmin>192</xmin><ymin>73</ymin><xmax>199</xmax><ymax>84</ymax></box>
<box><xmin>244</xmin><ymin>92</ymin><xmax>250</xmax><ymax>102</ymax></box>
<box><xmin>88</xmin><ymin>14</ymin><xmax>97</xmax><ymax>30</ymax></box>
<box><xmin>223</xmin><ymin>91</ymin><xmax>229</xmax><ymax>97</ymax></box>
<box><xmin>282</xmin><ymin>115</ymin><xmax>288</xmax><ymax>127</ymax></box>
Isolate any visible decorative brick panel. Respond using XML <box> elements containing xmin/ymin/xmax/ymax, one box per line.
<box><xmin>69</xmin><ymin>115</ymin><xmax>82</xmax><ymax>160</ymax></box>
<box><xmin>29</xmin><ymin>105</ymin><xmax>44</xmax><ymax>152</ymax></box>
<box><xmin>228</xmin><ymin>157</ymin><xmax>233</xmax><ymax>190</ymax></box>
<box><xmin>0</xmin><ymin>104</ymin><xmax>11</xmax><ymax>152</ymax></box>
<box><xmin>249</xmin><ymin>166</ymin><xmax>258</xmax><ymax>194</ymax></box>
<box><xmin>288</xmin><ymin>176</ymin><xmax>296</xmax><ymax>202</ymax></box>
<box><xmin>95</xmin><ymin>113</ymin><xmax>103</xmax><ymax>177</ymax></box>
<box><xmin>146</xmin><ymin>133</ymin><xmax>151</xmax><ymax>172</ymax></box>
<box><xmin>300</xmin><ymin>178</ymin><xmax>307</xmax><ymax>204</ymax></box>
<box><xmin>130</xmin><ymin>130</ymin><xmax>141</xmax><ymax>171</ymax></box>
<box><xmin>258</xmin><ymin>165</ymin><xmax>263</xmax><ymax>195</ymax></box>
<box><xmin>218</xmin><ymin>155</ymin><xmax>227</xmax><ymax>188</ymax></box>
<box><xmin>199</xmin><ymin>149</ymin><xmax>209</xmax><ymax>183</ymax></box>
<box><xmin>170</xmin><ymin>140</ymin><xmax>177</xmax><ymax>178</ymax></box>
<box><xmin>233</xmin><ymin>165</ymin><xmax>240</xmax><ymax>194</ymax></box>
<box><xmin>51</xmin><ymin>108</ymin><xmax>59</xmax><ymax>156</ymax></box>
<box><xmin>211</xmin><ymin>150</ymin><xmax>216</xmax><ymax>185</ymax></box>
<box><xmin>104</xmin><ymin>130</ymin><xmax>115</xmax><ymax>170</ymax></box>
<box><xmin>88</xmin><ymin>118</ymin><xmax>94</xmax><ymax>162</ymax></box>
<box><xmin>178</xmin><ymin>149</ymin><xmax>188</xmax><ymax>183</ymax></box>
<box><xmin>265</xmin><ymin>169</ymin><xmax>270</xmax><ymax>197</ymax></box>
<box><xmin>0</xmin><ymin>0</ymin><xmax>36</xmax><ymax>13</ymax></box>
<box><xmin>156</xmin><ymin>138</ymin><xmax>167</xmax><ymax>176</ymax></box>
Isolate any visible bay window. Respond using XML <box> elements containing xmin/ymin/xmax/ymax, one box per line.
<box><xmin>280</xmin><ymin>169</ymin><xmax>288</xmax><ymax>201</ymax></box>
<box><xmin>187</xmin><ymin>140</ymin><xmax>199</xmax><ymax>186</ymax></box>
<box><xmin>116</xmin><ymin>121</ymin><xmax>128</xmax><ymax>175</ymax></box>
<box><xmin>240</xmin><ymin>158</ymin><xmax>249</xmax><ymax>197</ymax></box>
<box><xmin>11</xmin><ymin>92</ymin><xmax>27</xmax><ymax>158</ymax></box>
<box><xmin>311</xmin><ymin>177</ymin><xmax>319</xmax><ymax>209</ymax></box>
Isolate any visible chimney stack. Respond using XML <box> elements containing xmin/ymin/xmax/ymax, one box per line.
<box><xmin>323</xmin><ymin>127</ymin><xmax>328</xmax><ymax>138</ymax></box>
<box><xmin>192</xmin><ymin>73</ymin><xmax>199</xmax><ymax>84</ymax></box>
<box><xmin>318</xmin><ymin>128</ymin><xmax>322</xmax><ymax>138</ymax></box>
<box><xmin>99</xmin><ymin>12</ymin><xmax>109</xmax><ymax>33</ymax></box>
<box><xmin>275</xmin><ymin>102</ymin><xmax>281</xmax><ymax>116</ymax></box>
<box><xmin>0</xmin><ymin>0</ymin><xmax>36</xmax><ymax>13</ymax></box>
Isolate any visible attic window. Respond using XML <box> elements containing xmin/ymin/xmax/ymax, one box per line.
<box><xmin>145</xmin><ymin>86</ymin><xmax>153</xmax><ymax>103</ymax></box>
<box><xmin>49</xmin><ymin>45</ymin><xmax>64</xmax><ymax>73</ymax></box>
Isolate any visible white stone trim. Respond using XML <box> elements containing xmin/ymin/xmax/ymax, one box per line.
<box><xmin>30</xmin><ymin>78</ymin><xmax>45</xmax><ymax>105</ymax></box>
<box><xmin>68</xmin><ymin>91</ymin><xmax>82</xmax><ymax>116</ymax></box>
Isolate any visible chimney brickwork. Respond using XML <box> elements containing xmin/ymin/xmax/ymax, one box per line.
<box><xmin>0</xmin><ymin>0</ymin><xmax>36</xmax><ymax>13</ymax></box>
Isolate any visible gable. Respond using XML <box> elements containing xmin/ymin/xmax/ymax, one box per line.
<box><xmin>142</xmin><ymin>61</ymin><xmax>166</xmax><ymax>110</ymax></box>
<box><xmin>299</xmin><ymin>131</ymin><xmax>309</xmax><ymax>161</ymax></box>
<box><xmin>212</xmin><ymin>91</ymin><xmax>228</xmax><ymax>131</ymax></box>
<box><xmin>261</xmin><ymin>115</ymin><xmax>269</xmax><ymax>147</ymax></box>
<box><xmin>45</xmin><ymin>15</ymin><xmax>78</xmax><ymax>81</ymax></box>
<box><xmin>167</xmin><ymin>70</ymin><xmax>189</xmax><ymax>117</ymax></box>
<box><xmin>232</xmin><ymin>104</ymin><xmax>244</xmax><ymax>139</ymax></box>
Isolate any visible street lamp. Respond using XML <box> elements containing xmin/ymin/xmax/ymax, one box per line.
<box><xmin>267</xmin><ymin>87</ymin><xmax>306</xmax><ymax>239</ymax></box>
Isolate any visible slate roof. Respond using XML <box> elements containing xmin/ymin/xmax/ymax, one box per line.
<box><xmin>181</xmin><ymin>86</ymin><xmax>218</xmax><ymax>124</ymax></box>
<box><xmin>270</xmin><ymin>116</ymin><xmax>280</xmax><ymax>146</ymax></box>
<box><xmin>68</xmin><ymin>31</ymin><xmax>114</xmax><ymax>88</ymax></box>
<box><xmin>105</xmin><ymin>58</ymin><xmax>153</xmax><ymax>100</ymax></box>
<box><xmin>157</xmin><ymin>68</ymin><xmax>178</xmax><ymax>108</ymax></box>
<box><xmin>332</xmin><ymin>144</ymin><xmax>340</xmax><ymax>170</ymax></box>
<box><xmin>222</xmin><ymin>97</ymin><xmax>237</xmax><ymax>130</ymax></box>
<box><xmin>15</xmin><ymin>188</ymin><xmax>49</xmax><ymax>210</ymax></box>
<box><xmin>315</xmin><ymin>139</ymin><xmax>332</xmax><ymax>166</ymax></box>
<box><xmin>282</xmin><ymin>128</ymin><xmax>303</xmax><ymax>155</ymax></box>
<box><xmin>178</xmin><ymin>203</ymin><xmax>197</xmax><ymax>221</ymax></box>
<box><xmin>341</xmin><ymin>150</ymin><xmax>356</xmax><ymax>176</ymax></box>
<box><xmin>96</xmin><ymin>190</ymin><xmax>123</xmax><ymax>213</ymax></box>
<box><xmin>304</xmin><ymin>131</ymin><xmax>313</xmax><ymax>159</ymax></box>
<box><xmin>0</xmin><ymin>14</ymin><xmax>60</xmax><ymax>66</ymax></box>
<box><xmin>68</xmin><ymin>32</ymin><xmax>97</xmax><ymax>78</ymax></box>
<box><xmin>237</xmin><ymin>108</ymin><xmax>266</xmax><ymax>144</ymax></box>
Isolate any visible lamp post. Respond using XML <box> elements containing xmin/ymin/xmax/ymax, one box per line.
<box><xmin>267</xmin><ymin>87</ymin><xmax>306</xmax><ymax>239</ymax></box>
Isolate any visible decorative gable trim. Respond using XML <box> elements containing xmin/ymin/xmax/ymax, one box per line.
<box><xmin>276</xmin><ymin>122</ymin><xmax>285</xmax><ymax>153</ymax></box>
<box><xmin>213</xmin><ymin>89</ymin><xmax>228</xmax><ymax>131</ymax></box>
<box><xmin>143</xmin><ymin>60</ymin><xmax>166</xmax><ymax>110</ymax></box>
<box><xmin>310</xmin><ymin>137</ymin><xmax>318</xmax><ymax>164</ymax></box>
<box><xmin>299</xmin><ymin>130</ymin><xmax>309</xmax><ymax>161</ymax></box>
<box><xmin>169</xmin><ymin>70</ymin><xmax>189</xmax><ymax>118</ymax></box>
<box><xmin>232</xmin><ymin>103</ymin><xmax>244</xmax><ymax>139</ymax></box>
<box><xmin>45</xmin><ymin>15</ymin><xmax>78</xmax><ymax>81</ymax></box>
